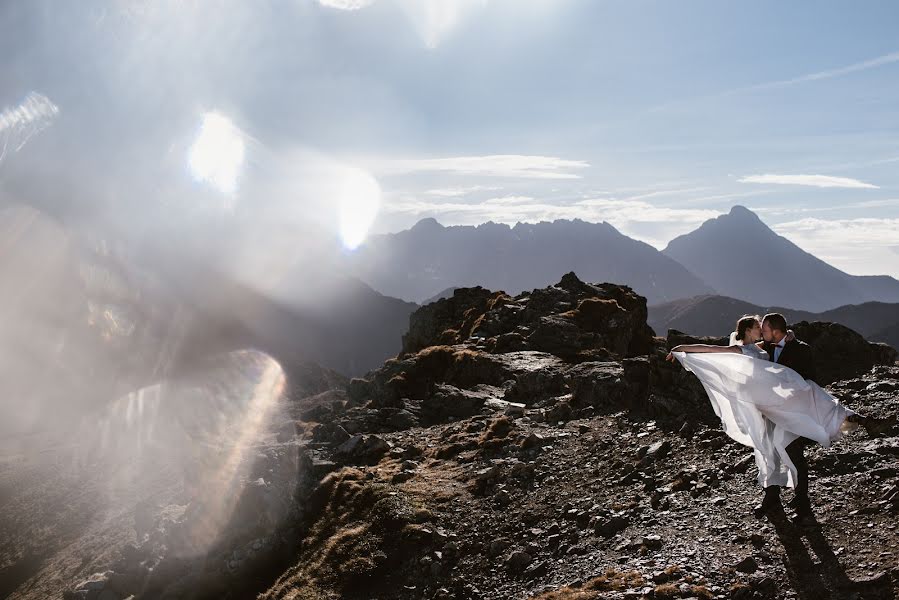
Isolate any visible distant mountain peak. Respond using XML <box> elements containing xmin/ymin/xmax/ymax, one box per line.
<box><xmin>411</xmin><ymin>217</ymin><xmax>444</xmax><ymax>231</ymax></box>
<box><xmin>662</xmin><ymin>205</ymin><xmax>899</xmax><ymax>311</ymax></box>
<box><xmin>728</xmin><ymin>205</ymin><xmax>760</xmax><ymax>219</ymax></box>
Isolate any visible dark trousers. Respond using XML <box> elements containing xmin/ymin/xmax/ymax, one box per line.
<box><xmin>785</xmin><ymin>436</ymin><xmax>812</xmax><ymax>498</ymax></box>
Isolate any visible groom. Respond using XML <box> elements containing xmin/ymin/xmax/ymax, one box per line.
<box><xmin>754</xmin><ymin>312</ymin><xmax>817</xmax><ymax>521</ymax></box>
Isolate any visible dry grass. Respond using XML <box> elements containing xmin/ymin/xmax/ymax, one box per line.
<box><xmin>480</xmin><ymin>416</ymin><xmax>513</xmax><ymax>442</ymax></box>
<box><xmin>260</xmin><ymin>468</ymin><xmax>421</xmax><ymax>599</ymax></box>
<box><xmin>527</xmin><ymin>569</ymin><xmax>645</xmax><ymax>599</ymax></box>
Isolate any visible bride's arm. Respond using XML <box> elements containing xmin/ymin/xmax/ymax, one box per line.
<box><xmin>666</xmin><ymin>343</ymin><xmax>740</xmax><ymax>361</ymax></box>
<box><xmin>672</xmin><ymin>344</ymin><xmax>740</xmax><ymax>354</ymax></box>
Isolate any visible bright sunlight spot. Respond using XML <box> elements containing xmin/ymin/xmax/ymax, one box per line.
<box><xmin>337</xmin><ymin>167</ymin><xmax>381</xmax><ymax>250</ymax></box>
<box><xmin>187</xmin><ymin>112</ymin><xmax>245</xmax><ymax>195</ymax></box>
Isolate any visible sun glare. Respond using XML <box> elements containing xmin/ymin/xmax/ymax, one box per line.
<box><xmin>187</xmin><ymin>112</ymin><xmax>245</xmax><ymax>195</ymax></box>
<box><xmin>337</xmin><ymin>167</ymin><xmax>381</xmax><ymax>250</ymax></box>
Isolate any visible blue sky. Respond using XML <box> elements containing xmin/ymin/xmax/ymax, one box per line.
<box><xmin>1</xmin><ymin>0</ymin><xmax>898</xmax><ymax>277</ymax></box>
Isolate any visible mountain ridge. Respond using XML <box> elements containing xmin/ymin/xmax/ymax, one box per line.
<box><xmin>663</xmin><ymin>205</ymin><xmax>899</xmax><ymax>311</ymax></box>
<box><xmin>345</xmin><ymin>217</ymin><xmax>715</xmax><ymax>306</ymax></box>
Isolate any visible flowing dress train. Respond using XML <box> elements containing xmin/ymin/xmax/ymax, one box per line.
<box><xmin>673</xmin><ymin>346</ymin><xmax>855</xmax><ymax>488</ymax></box>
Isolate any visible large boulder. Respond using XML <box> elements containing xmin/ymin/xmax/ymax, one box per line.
<box><xmin>791</xmin><ymin>321</ymin><xmax>897</xmax><ymax>385</ymax></box>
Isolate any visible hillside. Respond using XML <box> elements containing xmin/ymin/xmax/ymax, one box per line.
<box><xmin>39</xmin><ymin>273</ymin><xmax>899</xmax><ymax>600</ymax></box>
<box><xmin>663</xmin><ymin>206</ymin><xmax>899</xmax><ymax>312</ymax></box>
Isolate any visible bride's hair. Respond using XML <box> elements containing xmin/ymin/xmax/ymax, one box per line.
<box><xmin>731</xmin><ymin>314</ymin><xmax>761</xmax><ymax>345</ymax></box>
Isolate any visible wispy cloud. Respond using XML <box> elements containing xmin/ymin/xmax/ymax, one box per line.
<box><xmin>373</xmin><ymin>154</ymin><xmax>590</xmax><ymax>179</ymax></box>
<box><xmin>649</xmin><ymin>50</ymin><xmax>899</xmax><ymax>114</ymax></box>
<box><xmin>426</xmin><ymin>185</ymin><xmax>503</xmax><ymax>197</ymax></box>
<box><xmin>738</xmin><ymin>174</ymin><xmax>879</xmax><ymax>189</ymax></box>
<box><xmin>773</xmin><ymin>217</ymin><xmax>899</xmax><ymax>278</ymax></box>
<box><xmin>737</xmin><ymin>50</ymin><xmax>899</xmax><ymax>94</ymax></box>
<box><xmin>0</xmin><ymin>92</ymin><xmax>59</xmax><ymax>162</ymax></box>
<box><xmin>316</xmin><ymin>0</ymin><xmax>375</xmax><ymax>10</ymax></box>
<box><xmin>483</xmin><ymin>195</ymin><xmax>536</xmax><ymax>205</ymax></box>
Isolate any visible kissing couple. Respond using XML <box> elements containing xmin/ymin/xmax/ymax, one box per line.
<box><xmin>666</xmin><ymin>312</ymin><xmax>895</xmax><ymax>523</ymax></box>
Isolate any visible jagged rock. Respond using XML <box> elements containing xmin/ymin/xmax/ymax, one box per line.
<box><xmin>402</xmin><ymin>286</ymin><xmax>504</xmax><ymax>354</ymax></box>
<box><xmin>497</xmin><ymin>352</ymin><xmax>570</xmax><ymax>403</ymax></box>
<box><xmin>790</xmin><ymin>321</ymin><xmax>896</xmax><ymax>384</ymax></box>
<box><xmin>733</xmin><ymin>556</ymin><xmax>759</xmax><ymax>574</ymax></box>
<box><xmin>546</xmin><ymin>400</ymin><xmax>575</xmax><ymax>423</ymax></box>
<box><xmin>400</xmin><ymin>273</ymin><xmax>654</xmax><ymax>363</ymax></box>
<box><xmin>505</xmin><ymin>550</ymin><xmax>533</xmax><ymax>573</ymax></box>
<box><xmin>334</xmin><ymin>434</ymin><xmax>392</xmax><ymax>465</ymax></box>
<box><xmin>311</xmin><ymin>422</ymin><xmax>352</xmax><ymax>446</ymax></box>
<box><xmin>346</xmin><ymin>377</ymin><xmax>374</xmax><ymax>406</ymax></box>
<box><xmin>421</xmin><ymin>384</ymin><xmax>494</xmax><ymax>423</ymax></box>
<box><xmin>594</xmin><ymin>515</ymin><xmax>629</xmax><ymax>537</ymax></box>
<box><xmin>520</xmin><ymin>432</ymin><xmax>546</xmax><ymax>450</ymax></box>
<box><xmin>564</xmin><ymin>361</ymin><xmax>629</xmax><ymax>409</ymax></box>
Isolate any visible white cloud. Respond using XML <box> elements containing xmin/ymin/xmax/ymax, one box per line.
<box><xmin>773</xmin><ymin>217</ymin><xmax>899</xmax><ymax>278</ymax></box>
<box><xmin>0</xmin><ymin>92</ymin><xmax>59</xmax><ymax>162</ymax></box>
<box><xmin>483</xmin><ymin>195</ymin><xmax>535</xmax><ymax>205</ymax></box>
<box><xmin>316</xmin><ymin>0</ymin><xmax>376</xmax><ymax>10</ymax></box>
<box><xmin>373</xmin><ymin>154</ymin><xmax>589</xmax><ymax>179</ymax></box>
<box><xmin>317</xmin><ymin>0</ymin><xmax>489</xmax><ymax>48</ymax></box>
<box><xmin>738</xmin><ymin>174</ymin><xmax>879</xmax><ymax>189</ymax></box>
<box><xmin>397</xmin><ymin>0</ymin><xmax>488</xmax><ymax>49</ymax></box>
<box><xmin>425</xmin><ymin>185</ymin><xmax>503</xmax><ymax>197</ymax></box>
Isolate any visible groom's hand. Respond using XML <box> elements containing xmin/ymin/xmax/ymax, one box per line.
<box><xmin>665</xmin><ymin>352</ymin><xmax>676</xmax><ymax>363</ymax></box>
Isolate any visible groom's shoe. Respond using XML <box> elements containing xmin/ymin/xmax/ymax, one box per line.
<box><xmin>788</xmin><ymin>494</ymin><xmax>814</xmax><ymax>524</ymax></box>
<box><xmin>785</xmin><ymin>493</ymin><xmax>810</xmax><ymax>510</ymax></box>
<box><xmin>863</xmin><ymin>416</ymin><xmax>897</xmax><ymax>438</ymax></box>
<box><xmin>753</xmin><ymin>485</ymin><xmax>781</xmax><ymax>519</ymax></box>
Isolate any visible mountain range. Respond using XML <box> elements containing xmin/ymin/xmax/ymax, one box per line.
<box><xmin>344</xmin><ymin>217</ymin><xmax>714</xmax><ymax>305</ymax></box>
<box><xmin>348</xmin><ymin>206</ymin><xmax>899</xmax><ymax>313</ymax></box>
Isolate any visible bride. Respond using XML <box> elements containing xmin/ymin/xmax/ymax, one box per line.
<box><xmin>665</xmin><ymin>314</ymin><xmax>893</xmax><ymax>520</ymax></box>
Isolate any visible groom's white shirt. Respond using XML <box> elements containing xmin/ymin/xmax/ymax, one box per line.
<box><xmin>773</xmin><ymin>336</ymin><xmax>787</xmax><ymax>363</ymax></box>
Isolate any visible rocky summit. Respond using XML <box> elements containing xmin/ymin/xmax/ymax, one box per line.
<box><xmin>51</xmin><ymin>273</ymin><xmax>899</xmax><ymax>600</ymax></box>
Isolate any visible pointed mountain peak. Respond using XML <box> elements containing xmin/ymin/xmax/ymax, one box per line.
<box><xmin>726</xmin><ymin>205</ymin><xmax>763</xmax><ymax>222</ymax></box>
<box><xmin>410</xmin><ymin>217</ymin><xmax>444</xmax><ymax>231</ymax></box>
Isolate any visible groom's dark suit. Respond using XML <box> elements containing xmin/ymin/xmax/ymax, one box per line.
<box><xmin>763</xmin><ymin>337</ymin><xmax>817</xmax><ymax>505</ymax></box>
<box><xmin>764</xmin><ymin>338</ymin><xmax>817</xmax><ymax>384</ymax></box>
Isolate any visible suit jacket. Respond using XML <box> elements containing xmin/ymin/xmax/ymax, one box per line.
<box><xmin>764</xmin><ymin>338</ymin><xmax>817</xmax><ymax>384</ymax></box>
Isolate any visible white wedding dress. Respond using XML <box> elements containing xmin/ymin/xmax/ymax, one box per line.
<box><xmin>673</xmin><ymin>342</ymin><xmax>856</xmax><ymax>488</ymax></box>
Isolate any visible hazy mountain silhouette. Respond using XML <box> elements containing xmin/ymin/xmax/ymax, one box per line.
<box><xmin>345</xmin><ymin>217</ymin><xmax>714</xmax><ymax>305</ymax></box>
<box><xmin>422</xmin><ymin>287</ymin><xmax>460</xmax><ymax>305</ymax></box>
<box><xmin>663</xmin><ymin>205</ymin><xmax>899</xmax><ymax>312</ymax></box>
<box><xmin>648</xmin><ymin>293</ymin><xmax>899</xmax><ymax>348</ymax></box>
<box><xmin>0</xmin><ymin>205</ymin><xmax>417</xmax><ymax>434</ymax></box>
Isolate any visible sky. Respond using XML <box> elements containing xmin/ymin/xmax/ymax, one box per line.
<box><xmin>1</xmin><ymin>0</ymin><xmax>898</xmax><ymax>278</ymax></box>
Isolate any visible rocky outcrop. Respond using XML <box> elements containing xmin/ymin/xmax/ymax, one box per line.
<box><xmin>792</xmin><ymin>321</ymin><xmax>898</xmax><ymax>385</ymax></box>
<box><xmin>400</xmin><ymin>272</ymin><xmax>655</xmax><ymax>361</ymax></box>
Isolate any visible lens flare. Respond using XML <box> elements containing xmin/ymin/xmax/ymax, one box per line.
<box><xmin>337</xmin><ymin>167</ymin><xmax>380</xmax><ymax>250</ymax></box>
<box><xmin>187</xmin><ymin>112</ymin><xmax>245</xmax><ymax>195</ymax></box>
